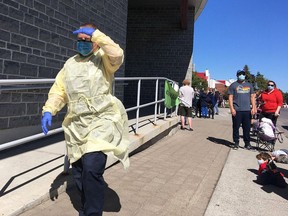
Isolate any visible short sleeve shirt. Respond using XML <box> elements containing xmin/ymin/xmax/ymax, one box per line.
<box><xmin>179</xmin><ymin>85</ymin><xmax>194</xmax><ymax>107</ymax></box>
<box><xmin>228</xmin><ymin>81</ymin><xmax>254</xmax><ymax>111</ymax></box>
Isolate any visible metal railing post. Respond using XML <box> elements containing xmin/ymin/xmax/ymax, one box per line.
<box><xmin>154</xmin><ymin>79</ymin><xmax>159</xmax><ymax>123</ymax></box>
<box><xmin>135</xmin><ymin>79</ymin><xmax>141</xmax><ymax>134</ymax></box>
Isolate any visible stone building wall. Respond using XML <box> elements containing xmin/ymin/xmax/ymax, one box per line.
<box><xmin>124</xmin><ymin>7</ymin><xmax>195</xmax><ymax>115</ymax></box>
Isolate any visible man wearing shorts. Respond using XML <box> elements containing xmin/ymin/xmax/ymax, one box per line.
<box><xmin>178</xmin><ymin>79</ymin><xmax>194</xmax><ymax>131</ymax></box>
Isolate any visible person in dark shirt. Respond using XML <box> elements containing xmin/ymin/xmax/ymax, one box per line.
<box><xmin>228</xmin><ymin>70</ymin><xmax>256</xmax><ymax>150</ymax></box>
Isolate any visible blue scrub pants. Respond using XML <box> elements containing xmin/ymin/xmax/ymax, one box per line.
<box><xmin>232</xmin><ymin>111</ymin><xmax>251</xmax><ymax>146</ymax></box>
<box><xmin>72</xmin><ymin>151</ymin><xmax>107</xmax><ymax>216</ymax></box>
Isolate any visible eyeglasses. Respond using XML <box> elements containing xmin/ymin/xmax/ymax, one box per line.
<box><xmin>268</xmin><ymin>84</ymin><xmax>274</xmax><ymax>87</ymax></box>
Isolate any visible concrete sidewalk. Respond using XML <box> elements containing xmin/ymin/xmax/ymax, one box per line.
<box><xmin>18</xmin><ymin>110</ymin><xmax>231</xmax><ymax>216</ymax></box>
<box><xmin>2</xmin><ymin>108</ymin><xmax>288</xmax><ymax>216</ymax></box>
<box><xmin>205</xmin><ymin>119</ymin><xmax>288</xmax><ymax>215</ymax></box>
<box><xmin>0</xmin><ymin>114</ymin><xmax>179</xmax><ymax>216</ymax></box>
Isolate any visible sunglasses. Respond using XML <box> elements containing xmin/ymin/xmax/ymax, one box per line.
<box><xmin>268</xmin><ymin>84</ymin><xmax>274</xmax><ymax>87</ymax></box>
<box><xmin>237</xmin><ymin>72</ymin><xmax>245</xmax><ymax>76</ymax></box>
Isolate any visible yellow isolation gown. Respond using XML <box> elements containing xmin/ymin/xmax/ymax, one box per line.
<box><xmin>42</xmin><ymin>30</ymin><xmax>130</xmax><ymax>169</ymax></box>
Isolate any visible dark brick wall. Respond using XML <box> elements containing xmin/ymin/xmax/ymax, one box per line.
<box><xmin>0</xmin><ymin>0</ymin><xmax>128</xmax><ymax>130</ymax></box>
<box><xmin>124</xmin><ymin>7</ymin><xmax>195</xmax><ymax>114</ymax></box>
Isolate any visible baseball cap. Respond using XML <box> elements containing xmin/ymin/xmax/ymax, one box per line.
<box><xmin>236</xmin><ymin>70</ymin><xmax>245</xmax><ymax>76</ymax></box>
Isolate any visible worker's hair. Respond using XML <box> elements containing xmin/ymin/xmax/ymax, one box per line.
<box><xmin>182</xmin><ymin>79</ymin><xmax>190</xmax><ymax>85</ymax></box>
<box><xmin>80</xmin><ymin>23</ymin><xmax>97</xmax><ymax>30</ymax></box>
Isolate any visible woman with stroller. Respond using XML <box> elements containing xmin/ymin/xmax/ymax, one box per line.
<box><xmin>259</xmin><ymin>80</ymin><xmax>283</xmax><ymax>126</ymax></box>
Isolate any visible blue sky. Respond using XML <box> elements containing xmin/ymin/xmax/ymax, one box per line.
<box><xmin>193</xmin><ymin>0</ymin><xmax>288</xmax><ymax>92</ymax></box>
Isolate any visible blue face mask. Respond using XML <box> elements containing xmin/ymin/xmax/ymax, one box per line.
<box><xmin>267</xmin><ymin>86</ymin><xmax>274</xmax><ymax>91</ymax></box>
<box><xmin>237</xmin><ymin>74</ymin><xmax>245</xmax><ymax>81</ymax></box>
<box><xmin>77</xmin><ymin>41</ymin><xmax>93</xmax><ymax>56</ymax></box>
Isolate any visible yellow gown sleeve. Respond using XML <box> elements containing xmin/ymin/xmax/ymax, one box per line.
<box><xmin>91</xmin><ymin>29</ymin><xmax>124</xmax><ymax>74</ymax></box>
<box><xmin>42</xmin><ymin>69</ymin><xmax>67</xmax><ymax>115</ymax></box>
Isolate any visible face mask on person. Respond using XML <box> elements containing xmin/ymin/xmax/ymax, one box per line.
<box><xmin>237</xmin><ymin>74</ymin><xmax>245</xmax><ymax>81</ymax></box>
<box><xmin>257</xmin><ymin>159</ymin><xmax>264</xmax><ymax>165</ymax></box>
<box><xmin>77</xmin><ymin>41</ymin><xmax>93</xmax><ymax>56</ymax></box>
<box><xmin>267</xmin><ymin>85</ymin><xmax>275</xmax><ymax>91</ymax></box>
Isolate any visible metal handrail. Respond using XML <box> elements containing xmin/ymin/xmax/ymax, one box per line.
<box><xmin>0</xmin><ymin>77</ymin><xmax>178</xmax><ymax>151</ymax></box>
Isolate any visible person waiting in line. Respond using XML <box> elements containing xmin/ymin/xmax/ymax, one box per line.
<box><xmin>255</xmin><ymin>152</ymin><xmax>287</xmax><ymax>188</ymax></box>
<box><xmin>193</xmin><ymin>89</ymin><xmax>201</xmax><ymax>118</ymax></box>
<box><xmin>178</xmin><ymin>79</ymin><xmax>194</xmax><ymax>131</ymax></box>
<box><xmin>259</xmin><ymin>80</ymin><xmax>283</xmax><ymax>126</ymax></box>
<box><xmin>41</xmin><ymin>23</ymin><xmax>130</xmax><ymax>216</ymax></box>
<box><xmin>199</xmin><ymin>88</ymin><xmax>209</xmax><ymax>118</ymax></box>
<box><xmin>214</xmin><ymin>89</ymin><xmax>220</xmax><ymax>115</ymax></box>
<box><xmin>207</xmin><ymin>89</ymin><xmax>217</xmax><ymax>119</ymax></box>
<box><xmin>228</xmin><ymin>70</ymin><xmax>256</xmax><ymax>150</ymax></box>
<box><xmin>197</xmin><ymin>90</ymin><xmax>202</xmax><ymax>117</ymax></box>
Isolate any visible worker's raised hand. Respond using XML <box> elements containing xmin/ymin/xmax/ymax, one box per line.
<box><xmin>41</xmin><ymin>112</ymin><xmax>52</xmax><ymax>135</ymax></box>
<box><xmin>73</xmin><ymin>27</ymin><xmax>95</xmax><ymax>36</ymax></box>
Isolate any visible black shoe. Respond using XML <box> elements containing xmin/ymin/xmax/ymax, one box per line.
<box><xmin>244</xmin><ymin>145</ymin><xmax>255</xmax><ymax>151</ymax></box>
<box><xmin>188</xmin><ymin>128</ymin><xmax>193</xmax><ymax>131</ymax></box>
<box><xmin>180</xmin><ymin>126</ymin><xmax>185</xmax><ymax>130</ymax></box>
<box><xmin>233</xmin><ymin>144</ymin><xmax>239</xmax><ymax>150</ymax></box>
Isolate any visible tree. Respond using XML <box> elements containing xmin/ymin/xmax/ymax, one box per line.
<box><xmin>242</xmin><ymin>65</ymin><xmax>268</xmax><ymax>91</ymax></box>
<box><xmin>192</xmin><ymin>72</ymin><xmax>208</xmax><ymax>90</ymax></box>
<box><xmin>241</xmin><ymin>65</ymin><xmax>286</xmax><ymax>103</ymax></box>
<box><xmin>243</xmin><ymin>65</ymin><xmax>254</xmax><ymax>84</ymax></box>
<box><xmin>255</xmin><ymin>72</ymin><xmax>268</xmax><ymax>90</ymax></box>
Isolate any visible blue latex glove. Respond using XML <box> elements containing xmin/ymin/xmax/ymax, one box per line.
<box><xmin>73</xmin><ymin>27</ymin><xmax>95</xmax><ymax>36</ymax></box>
<box><xmin>41</xmin><ymin>112</ymin><xmax>52</xmax><ymax>135</ymax></box>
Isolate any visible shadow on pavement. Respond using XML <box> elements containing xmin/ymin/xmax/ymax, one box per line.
<box><xmin>248</xmin><ymin>168</ymin><xmax>288</xmax><ymax>201</ymax></box>
<box><xmin>49</xmin><ymin>171</ymin><xmax>121</xmax><ymax>214</ymax></box>
<box><xmin>207</xmin><ymin>136</ymin><xmax>233</xmax><ymax>147</ymax></box>
<box><xmin>281</xmin><ymin>125</ymin><xmax>288</xmax><ymax>131</ymax></box>
<box><xmin>103</xmin><ymin>185</ymin><xmax>121</xmax><ymax>212</ymax></box>
<box><xmin>247</xmin><ymin>168</ymin><xmax>258</xmax><ymax>175</ymax></box>
<box><xmin>0</xmin><ymin>155</ymin><xmax>65</xmax><ymax>197</ymax></box>
<box><xmin>260</xmin><ymin>184</ymin><xmax>288</xmax><ymax>201</ymax></box>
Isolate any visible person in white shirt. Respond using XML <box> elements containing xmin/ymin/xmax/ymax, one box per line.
<box><xmin>178</xmin><ymin>79</ymin><xmax>194</xmax><ymax>131</ymax></box>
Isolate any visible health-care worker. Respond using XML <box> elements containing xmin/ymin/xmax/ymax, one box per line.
<box><xmin>41</xmin><ymin>23</ymin><xmax>130</xmax><ymax>216</ymax></box>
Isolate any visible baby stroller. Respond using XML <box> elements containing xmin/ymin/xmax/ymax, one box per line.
<box><xmin>254</xmin><ymin>117</ymin><xmax>283</xmax><ymax>151</ymax></box>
